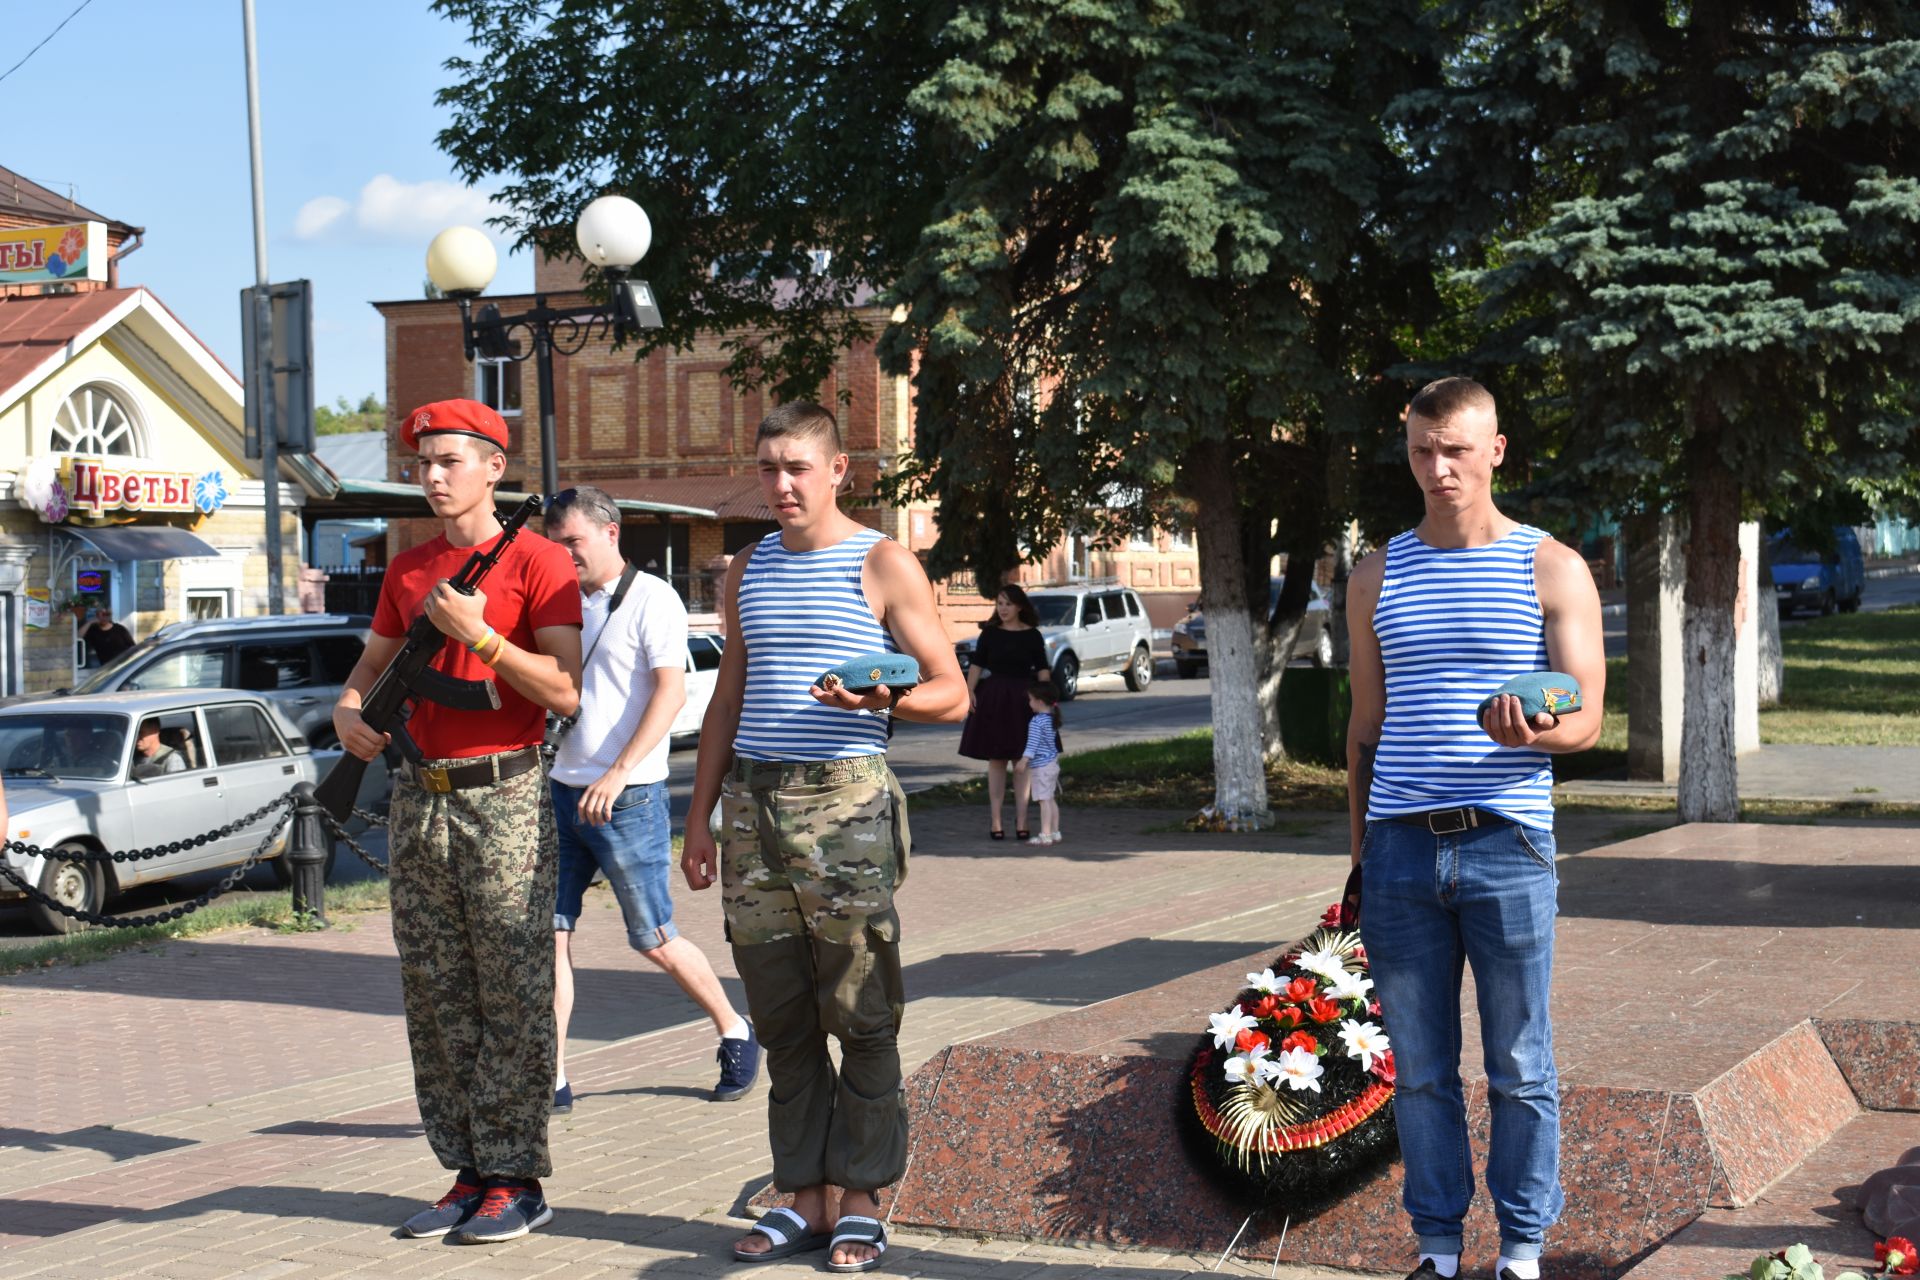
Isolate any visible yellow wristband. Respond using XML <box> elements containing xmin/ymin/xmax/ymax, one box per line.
<box><xmin>468</xmin><ymin>625</ymin><xmax>496</xmax><ymax>653</ymax></box>
<box><xmin>477</xmin><ymin>632</ymin><xmax>507</xmax><ymax>667</ymax></box>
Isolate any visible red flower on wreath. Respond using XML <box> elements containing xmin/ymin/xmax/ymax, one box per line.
<box><xmin>58</xmin><ymin>225</ymin><xmax>86</xmax><ymax>264</ymax></box>
<box><xmin>1271</xmin><ymin>1006</ymin><xmax>1303</xmax><ymax>1029</ymax></box>
<box><xmin>1280</xmin><ymin>1031</ymin><xmax>1318</xmax><ymax>1056</ymax></box>
<box><xmin>1371</xmin><ymin>1050</ymin><xmax>1397</xmax><ymax>1084</ymax></box>
<box><xmin>1235</xmin><ymin>1028</ymin><xmax>1271</xmax><ymax>1055</ymax></box>
<box><xmin>1247</xmin><ymin>994</ymin><xmax>1282</xmax><ymax>1021</ymax></box>
<box><xmin>1880</xmin><ymin>1237</ymin><xmax>1918</xmax><ymax>1276</ymax></box>
<box><xmin>1320</xmin><ymin>903</ymin><xmax>1343</xmax><ymax>928</ymax></box>
<box><xmin>1307</xmin><ymin>997</ymin><xmax>1343</xmax><ymax>1024</ymax></box>
<box><xmin>1284</xmin><ymin>977</ymin><xmax>1318</xmax><ymax>1004</ymax></box>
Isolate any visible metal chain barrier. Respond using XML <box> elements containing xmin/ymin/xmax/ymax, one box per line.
<box><xmin>320</xmin><ymin>809</ymin><xmax>390</xmax><ymax>875</ymax></box>
<box><xmin>0</xmin><ymin>793</ymin><xmax>300</xmax><ymax>865</ymax></box>
<box><xmin>0</xmin><ymin>800</ymin><xmax>295</xmax><ymax>930</ymax></box>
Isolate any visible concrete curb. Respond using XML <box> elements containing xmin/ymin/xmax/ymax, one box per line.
<box><xmin>1867</xmin><ymin>561</ymin><xmax>1920</xmax><ymax>579</ymax></box>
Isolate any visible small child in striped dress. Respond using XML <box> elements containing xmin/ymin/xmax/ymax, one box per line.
<box><xmin>1016</xmin><ymin>682</ymin><xmax>1064</xmax><ymax>845</ymax></box>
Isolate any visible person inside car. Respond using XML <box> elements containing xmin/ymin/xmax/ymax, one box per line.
<box><xmin>132</xmin><ymin>718</ymin><xmax>187</xmax><ymax>779</ymax></box>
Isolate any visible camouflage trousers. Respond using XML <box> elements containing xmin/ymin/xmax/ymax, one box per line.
<box><xmin>720</xmin><ymin>753</ymin><xmax>910</xmax><ymax>1192</ymax></box>
<box><xmin>389</xmin><ymin>752</ymin><xmax>557</xmax><ymax>1180</ymax></box>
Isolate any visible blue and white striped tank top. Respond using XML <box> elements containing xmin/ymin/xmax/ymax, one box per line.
<box><xmin>1368</xmin><ymin>525</ymin><xmax>1554</xmax><ymax>829</ymax></box>
<box><xmin>733</xmin><ymin>527</ymin><xmax>895</xmax><ymax>762</ymax></box>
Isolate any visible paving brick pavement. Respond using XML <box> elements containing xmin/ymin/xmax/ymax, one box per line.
<box><xmin>1</xmin><ymin>803</ymin><xmax>1540</xmax><ymax>1279</ymax></box>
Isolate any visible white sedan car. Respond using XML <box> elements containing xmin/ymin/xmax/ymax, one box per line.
<box><xmin>671</xmin><ymin>631</ymin><xmax>725</xmax><ymax>742</ymax></box>
<box><xmin>1</xmin><ymin>690</ymin><xmax>327</xmax><ymax>934</ymax></box>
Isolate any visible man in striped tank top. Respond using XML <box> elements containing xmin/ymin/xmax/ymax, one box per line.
<box><xmin>1346</xmin><ymin>378</ymin><xmax>1605</xmax><ymax>1280</ymax></box>
<box><xmin>681</xmin><ymin>402</ymin><xmax>966</xmax><ymax>1272</ymax></box>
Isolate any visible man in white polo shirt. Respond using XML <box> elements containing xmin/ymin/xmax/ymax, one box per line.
<box><xmin>543</xmin><ymin>486</ymin><xmax>760</xmax><ymax>1110</ymax></box>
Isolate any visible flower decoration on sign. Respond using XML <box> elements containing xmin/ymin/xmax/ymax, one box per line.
<box><xmin>192</xmin><ymin>471</ymin><xmax>228</xmax><ymax>515</ymax></box>
<box><xmin>1721</xmin><ymin>1238</ymin><xmax>1911</xmax><ymax>1279</ymax></box>
<box><xmin>17</xmin><ymin>458</ymin><xmax>69</xmax><ymax>523</ymax></box>
<box><xmin>58</xmin><ymin>225</ymin><xmax>86</xmax><ymax>266</ymax></box>
<box><xmin>1178</xmin><ymin>909</ymin><xmax>1397</xmax><ymax>1213</ymax></box>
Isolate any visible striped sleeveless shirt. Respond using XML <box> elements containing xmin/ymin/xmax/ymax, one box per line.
<box><xmin>1367</xmin><ymin>524</ymin><xmax>1555</xmax><ymax>829</ymax></box>
<box><xmin>733</xmin><ymin>527</ymin><xmax>895</xmax><ymax>762</ymax></box>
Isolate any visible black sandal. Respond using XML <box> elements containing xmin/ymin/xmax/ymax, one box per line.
<box><xmin>1016</xmin><ymin>829</ymin><xmax>1032</xmax><ymax>841</ymax></box>
<box><xmin>990</xmin><ymin>828</ymin><xmax>1005</xmax><ymax>840</ymax></box>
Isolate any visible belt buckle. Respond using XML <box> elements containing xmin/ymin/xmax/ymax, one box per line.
<box><xmin>418</xmin><ymin>764</ymin><xmax>452</xmax><ymax>794</ymax></box>
<box><xmin>1427</xmin><ymin>807</ymin><xmax>1471</xmax><ymax>835</ymax></box>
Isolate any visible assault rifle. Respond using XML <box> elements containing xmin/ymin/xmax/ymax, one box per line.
<box><xmin>314</xmin><ymin>495</ymin><xmax>543</xmax><ymax>821</ymax></box>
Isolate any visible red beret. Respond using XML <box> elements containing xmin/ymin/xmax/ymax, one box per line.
<box><xmin>399</xmin><ymin>399</ymin><xmax>510</xmax><ymax>453</ymax></box>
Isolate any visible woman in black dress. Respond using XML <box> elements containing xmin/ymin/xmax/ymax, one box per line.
<box><xmin>959</xmin><ymin>584</ymin><xmax>1051</xmax><ymax>838</ymax></box>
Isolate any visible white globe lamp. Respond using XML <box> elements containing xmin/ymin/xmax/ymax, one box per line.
<box><xmin>425</xmin><ymin>226</ymin><xmax>498</xmax><ymax>296</ymax></box>
<box><xmin>575</xmin><ymin>196</ymin><xmax>651</xmax><ymax>270</ymax></box>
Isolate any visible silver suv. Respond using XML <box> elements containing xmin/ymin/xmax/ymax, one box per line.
<box><xmin>956</xmin><ymin>584</ymin><xmax>1154</xmax><ymax>700</ymax></box>
<box><xmin>60</xmin><ymin>614</ymin><xmax>370</xmax><ymax>748</ymax></box>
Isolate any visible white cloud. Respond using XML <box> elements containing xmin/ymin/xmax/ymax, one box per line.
<box><xmin>292</xmin><ymin>175</ymin><xmax>508</xmax><ymax>243</ymax></box>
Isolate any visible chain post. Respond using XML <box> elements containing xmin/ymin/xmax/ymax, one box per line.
<box><xmin>287</xmin><ymin>783</ymin><xmax>330</xmax><ymax>927</ymax></box>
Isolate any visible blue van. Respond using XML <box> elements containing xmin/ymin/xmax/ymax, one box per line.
<box><xmin>1771</xmin><ymin>526</ymin><xmax>1865</xmax><ymax>617</ymax></box>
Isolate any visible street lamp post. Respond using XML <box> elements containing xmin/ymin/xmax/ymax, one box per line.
<box><xmin>424</xmin><ymin>197</ymin><xmax>663</xmax><ymax>498</ymax></box>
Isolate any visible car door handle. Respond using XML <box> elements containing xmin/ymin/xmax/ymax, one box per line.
<box><xmin>281</xmin><ymin>764</ymin><xmax>295</xmax><ymax>775</ymax></box>
<box><xmin>292</xmin><ymin>696</ymin><xmax>321</xmax><ymax>705</ymax></box>
<box><xmin>203</xmin><ymin>776</ymin><xmax>220</xmax><ymax>787</ymax></box>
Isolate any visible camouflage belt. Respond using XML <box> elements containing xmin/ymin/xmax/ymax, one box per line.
<box><xmin>730</xmin><ymin>754</ymin><xmax>889</xmax><ymax>788</ymax></box>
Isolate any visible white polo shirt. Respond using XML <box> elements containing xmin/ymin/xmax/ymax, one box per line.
<box><xmin>550</xmin><ymin>568</ymin><xmax>688</xmax><ymax>788</ymax></box>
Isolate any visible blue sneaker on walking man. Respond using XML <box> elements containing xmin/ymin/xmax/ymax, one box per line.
<box><xmin>545</xmin><ymin>486</ymin><xmax>760</xmax><ymax>1112</ymax></box>
<box><xmin>1346</xmin><ymin>378</ymin><xmax>1606</xmax><ymax>1280</ymax></box>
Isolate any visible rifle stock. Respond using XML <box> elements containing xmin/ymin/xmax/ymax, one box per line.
<box><xmin>314</xmin><ymin>495</ymin><xmax>543</xmax><ymax>822</ymax></box>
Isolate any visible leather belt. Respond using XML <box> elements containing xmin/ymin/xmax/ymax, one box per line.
<box><xmin>1390</xmin><ymin>806</ymin><xmax>1514</xmax><ymax>835</ymax></box>
<box><xmin>409</xmin><ymin>746</ymin><xmax>541</xmax><ymax>795</ymax></box>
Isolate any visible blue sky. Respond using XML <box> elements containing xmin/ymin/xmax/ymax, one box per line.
<box><xmin>1</xmin><ymin>0</ymin><xmax>532</xmax><ymax>409</ymax></box>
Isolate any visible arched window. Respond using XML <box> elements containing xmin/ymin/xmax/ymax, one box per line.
<box><xmin>51</xmin><ymin>383</ymin><xmax>144</xmax><ymax>457</ymax></box>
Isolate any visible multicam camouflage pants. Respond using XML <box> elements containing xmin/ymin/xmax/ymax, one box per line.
<box><xmin>389</xmin><ymin>754</ymin><xmax>556</xmax><ymax>1180</ymax></box>
<box><xmin>720</xmin><ymin>753</ymin><xmax>910</xmax><ymax>1192</ymax></box>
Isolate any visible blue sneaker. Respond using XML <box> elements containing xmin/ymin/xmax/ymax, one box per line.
<box><xmin>714</xmin><ymin>1023</ymin><xmax>761</xmax><ymax>1102</ymax></box>
<box><xmin>551</xmin><ymin>1082</ymin><xmax>573</xmax><ymax>1113</ymax></box>
<box><xmin>400</xmin><ymin>1171</ymin><xmax>484</xmax><ymax>1237</ymax></box>
<box><xmin>452</xmin><ymin>1179</ymin><xmax>552</xmax><ymax>1244</ymax></box>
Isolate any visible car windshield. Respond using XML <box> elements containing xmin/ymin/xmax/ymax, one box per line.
<box><xmin>1770</xmin><ymin>538</ymin><xmax>1825</xmax><ymax>565</ymax></box>
<box><xmin>0</xmin><ymin>713</ymin><xmax>129</xmax><ymax>780</ymax></box>
<box><xmin>1029</xmin><ymin>595</ymin><xmax>1079</xmax><ymax>627</ymax></box>
<box><xmin>71</xmin><ymin>637</ymin><xmax>157</xmax><ymax>693</ymax></box>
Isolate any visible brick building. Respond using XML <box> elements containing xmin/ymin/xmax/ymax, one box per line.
<box><xmin>374</xmin><ymin>253</ymin><xmax>1200</xmax><ymax>635</ymax></box>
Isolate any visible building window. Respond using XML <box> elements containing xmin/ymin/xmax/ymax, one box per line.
<box><xmin>187</xmin><ymin>589</ymin><xmax>231</xmax><ymax>620</ymax></box>
<box><xmin>476</xmin><ymin>358</ymin><xmax>522</xmax><ymax>416</ymax></box>
<box><xmin>52</xmin><ymin>383</ymin><xmax>144</xmax><ymax>456</ymax></box>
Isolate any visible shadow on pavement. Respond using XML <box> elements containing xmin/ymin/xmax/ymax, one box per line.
<box><xmin>0</xmin><ymin>1125</ymin><xmax>195</xmax><ymax>1162</ymax></box>
<box><xmin>1557</xmin><ymin>855</ymin><xmax>1920</xmax><ymax>928</ymax></box>
<box><xmin>256</xmin><ymin>1120</ymin><xmax>426</xmax><ymax>1140</ymax></box>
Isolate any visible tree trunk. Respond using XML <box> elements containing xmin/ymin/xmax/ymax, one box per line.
<box><xmin>1756</xmin><ymin>533</ymin><xmax>1783</xmax><ymax>707</ymax></box>
<box><xmin>1677</xmin><ymin>420</ymin><xmax>1742</xmax><ymax>823</ymax></box>
<box><xmin>1257</xmin><ymin>539</ymin><xmax>1320</xmax><ymax>761</ymax></box>
<box><xmin>1329</xmin><ymin>521</ymin><xmax>1354</xmax><ymax>668</ymax></box>
<box><xmin>1189</xmin><ymin>440</ymin><xmax>1272</xmax><ymax>829</ymax></box>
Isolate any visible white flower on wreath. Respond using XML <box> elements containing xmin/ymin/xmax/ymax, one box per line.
<box><xmin>1272</xmin><ymin>1046</ymin><xmax>1324</xmax><ymax>1093</ymax></box>
<box><xmin>1245</xmin><ymin>967</ymin><xmax>1284</xmax><ymax>995</ymax></box>
<box><xmin>1294</xmin><ymin>946</ymin><xmax>1349</xmax><ymax>984</ymax></box>
<box><xmin>1208</xmin><ymin>1004</ymin><xmax>1258</xmax><ymax>1052</ymax></box>
<box><xmin>1224</xmin><ymin>1044</ymin><xmax>1273</xmax><ymax>1085</ymax></box>
<box><xmin>1338</xmin><ymin>1020</ymin><xmax>1391</xmax><ymax>1072</ymax></box>
<box><xmin>1324</xmin><ymin>970</ymin><xmax>1374</xmax><ymax>1004</ymax></box>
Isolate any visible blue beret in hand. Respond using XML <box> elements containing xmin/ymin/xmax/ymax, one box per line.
<box><xmin>815</xmin><ymin>652</ymin><xmax>922</xmax><ymax>694</ymax></box>
<box><xmin>1477</xmin><ymin>671</ymin><xmax>1583</xmax><ymax>724</ymax></box>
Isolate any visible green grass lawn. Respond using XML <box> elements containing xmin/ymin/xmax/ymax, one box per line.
<box><xmin>1763</xmin><ymin>603</ymin><xmax>1920</xmax><ymax>744</ymax></box>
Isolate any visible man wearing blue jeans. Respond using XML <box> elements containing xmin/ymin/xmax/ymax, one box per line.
<box><xmin>544</xmin><ymin>486</ymin><xmax>760</xmax><ymax>1108</ymax></box>
<box><xmin>1346</xmin><ymin>378</ymin><xmax>1605</xmax><ymax>1280</ymax></box>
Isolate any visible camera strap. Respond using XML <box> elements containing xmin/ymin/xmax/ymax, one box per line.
<box><xmin>545</xmin><ymin>562</ymin><xmax>640</xmax><ymax>755</ymax></box>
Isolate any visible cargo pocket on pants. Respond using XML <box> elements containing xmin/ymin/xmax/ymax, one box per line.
<box><xmin>885</xmin><ymin>767</ymin><xmax>911</xmax><ymax>887</ymax></box>
<box><xmin>826</xmin><ymin>1074</ymin><xmax>910</xmax><ymax>1191</ymax></box>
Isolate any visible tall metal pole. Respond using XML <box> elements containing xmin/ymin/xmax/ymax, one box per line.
<box><xmin>242</xmin><ymin>0</ymin><xmax>284</xmax><ymax>613</ymax></box>
<box><xmin>533</xmin><ymin>302</ymin><xmax>560</xmax><ymax>499</ymax></box>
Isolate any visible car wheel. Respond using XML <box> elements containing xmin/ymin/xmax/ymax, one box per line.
<box><xmin>1310</xmin><ymin>629</ymin><xmax>1335</xmax><ymax>669</ymax></box>
<box><xmin>1821</xmin><ymin>590</ymin><xmax>1837</xmax><ymax>616</ymax></box>
<box><xmin>1841</xmin><ymin>591</ymin><xmax>1862</xmax><ymax>613</ymax></box>
<box><xmin>1053</xmin><ymin>652</ymin><xmax>1080</xmax><ymax>701</ymax></box>
<box><xmin>1124</xmin><ymin>644</ymin><xmax>1154</xmax><ymax>692</ymax></box>
<box><xmin>28</xmin><ymin>844</ymin><xmax>108</xmax><ymax>935</ymax></box>
<box><xmin>1175</xmin><ymin>657</ymin><xmax>1200</xmax><ymax>679</ymax></box>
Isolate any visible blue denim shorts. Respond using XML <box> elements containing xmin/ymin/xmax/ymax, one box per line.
<box><xmin>551</xmin><ymin>778</ymin><xmax>678</xmax><ymax>951</ymax></box>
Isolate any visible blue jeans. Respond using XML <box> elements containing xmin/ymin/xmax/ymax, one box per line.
<box><xmin>551</xmin><ymin>778</ymin><xmax>678</xmax><ymax>951</ymax></box>
<box><xmin>1359</xmin><ymin>816</ymin><xmax>1563</xmax><ymax>1261</ymax></box>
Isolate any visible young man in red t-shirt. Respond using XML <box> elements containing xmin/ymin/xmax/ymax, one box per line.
<box><xmin>333</xmin><ymin>399</ymin><xmax>582</xmax><ymax>1244</ymax></box>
